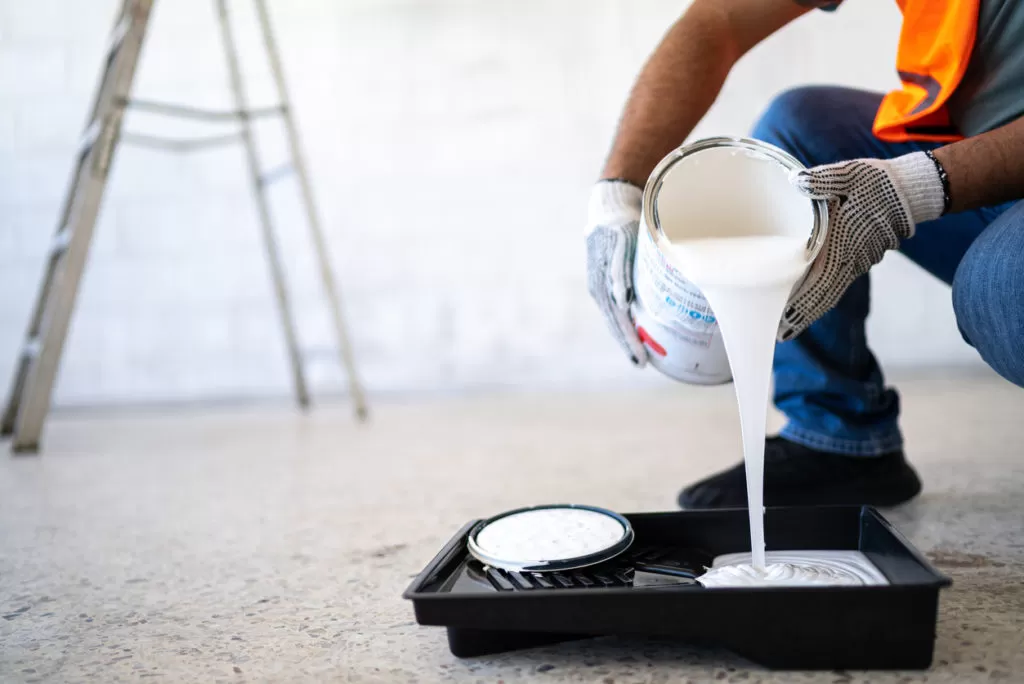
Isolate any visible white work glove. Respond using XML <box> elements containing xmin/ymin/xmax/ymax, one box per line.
<box><xmin>780</xmin><ymin>151</ymin><xmax>947</xmax><ymax>341</ymax></box>
<box><xmin>586</xmin><ymin>180</ymin><xmax>647</xmax><ymax>366</ymax></box>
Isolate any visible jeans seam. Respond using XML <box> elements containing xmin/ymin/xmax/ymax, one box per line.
<box><xmin>780</xmin><ymin>424</ymin><xmax>903</xmax><ymax>456</ymax></box>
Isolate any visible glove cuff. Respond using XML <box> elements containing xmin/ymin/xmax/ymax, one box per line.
<box><xmin>887</xmin><ymin>152</ymin><xmax>946</xmax><ymax>227</ymax></box>
<box><xmin>587</xmin><ymin>180</ymin><xmax>643</xmax><ymax>228</ymax></box>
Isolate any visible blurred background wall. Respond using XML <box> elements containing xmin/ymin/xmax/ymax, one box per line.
<box><xmin>0</xmin><ymin>0</ymin><xmax>983</xmax><ymax>406</ymax></box>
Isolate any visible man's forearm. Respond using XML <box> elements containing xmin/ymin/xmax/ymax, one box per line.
<box><xmin>600</xmin><ymin>5</ymin><xmax>738</xmax><ymax>187</ymax></box>
<box><xmin>601</xmin><ymin>0</ymin><xmax>809</xmax><ymax>187</ymax></box>
<box><xmin>933</xmin><ymin>116</ymin><xmax>1024</xmax><ymax>214</ymax></box>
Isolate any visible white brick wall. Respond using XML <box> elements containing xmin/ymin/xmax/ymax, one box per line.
<box><xmin>0</xmin><ymin>0</ymin><xmax>984</xmax><ymax>406</ymax></box>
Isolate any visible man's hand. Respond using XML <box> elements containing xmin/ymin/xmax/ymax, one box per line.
<box><xmin>780</xmin><ymin>152</ymin><xmax>946</xmax><ymax>341</ymax></box>
<box><xmin>586</xmin><ymin>181</ymin><xmax>647</xmax><ymax>366</ymax></box>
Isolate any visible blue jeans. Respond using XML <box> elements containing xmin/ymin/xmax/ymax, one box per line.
<box><xmin>751</xmin><ymin>86</ymin><xmax>1024</xmax><ymax>456</ymax></box>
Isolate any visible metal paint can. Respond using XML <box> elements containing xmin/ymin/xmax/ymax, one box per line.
<box><xmin>631</xmin><ymin>137</ymin><xmax>829</xmax><ymax>384</ymax></box>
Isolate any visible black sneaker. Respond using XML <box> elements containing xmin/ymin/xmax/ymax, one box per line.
<box><xmin>677</xmin><ymin>436</ymin><xmax>922</xmax><ymax>509</ymax></box>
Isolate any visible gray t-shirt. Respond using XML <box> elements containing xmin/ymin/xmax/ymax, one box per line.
<box><xmin>817</xmin><ymin>0</ymin><xmax>1024</xmax><ymax>137</ymax></box>
<box><xmin>946</xmin><ymin>0</ymin><xmax>1024</xmax><ymax>136</ymax></box>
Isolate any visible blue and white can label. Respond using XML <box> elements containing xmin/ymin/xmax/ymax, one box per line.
<box><xmin>631</xmin><ymin>223</ymin><xmax>731</xmax><ymax>385</ymax></box>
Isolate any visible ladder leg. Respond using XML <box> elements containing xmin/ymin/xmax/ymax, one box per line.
<box><xmin>214</xmin><ymin>0</ymin><xmax>310</xmax><ymax>408</ymax></box>
<box><xmin>1</xmin><ymin>233</ymin><xmax>67</xmax><ymax>438</ymax></box>
<box><xmin>0</xmin><ymin>354</ymin><xmax>30</xmax><ymax>437</ymax></box>
<box><xmin>253</xmin><ymin>0</ymin><xmax>369</xmax><ymax>420</ymax></box>
<box><xmin>2</xmin><ymin>0</ymin><xmax>155</xmax><ymax>452</ymax></box>
<box><xmin>3</xmin><ymin>0</ymin><xmax>136</xmax><ymax>439</ymax></box>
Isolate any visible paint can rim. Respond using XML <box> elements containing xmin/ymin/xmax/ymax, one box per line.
<box><xmin>640</xmin><ymin>136</ymin><xmax>830</xmax><ymax>269</ymax></box>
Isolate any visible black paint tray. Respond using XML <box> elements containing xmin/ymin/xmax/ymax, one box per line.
<box><xmin>404</xmin><ymin>505</ymin><xmax>951</xmax><ymax>670</ymax></box>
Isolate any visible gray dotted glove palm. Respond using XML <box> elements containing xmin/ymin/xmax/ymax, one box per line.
<box><xmin>780</xmin><ymin>151</ymin><xmax>946</xmax><ymax>341</ymax></box>
<box><xmin>586</xmin><ymin>180</ymin><xmax>647</xmax><ymax>366</ymax></box>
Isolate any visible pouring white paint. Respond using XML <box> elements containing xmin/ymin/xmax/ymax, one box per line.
<box><xmin>670</xmin><ymin>234</ymin><xmax>807</xmax><ymax>570</ymax></box>
<box><xmin>652</xmin><ymin>144</ymin><xmax>884</xmax><ymax>586</ymax></box>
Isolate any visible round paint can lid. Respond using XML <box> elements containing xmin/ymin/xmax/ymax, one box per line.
<box><xmin>466</xmin><ymin>504</ymin><xmax>634</xmax><ymax>573</ymax></box>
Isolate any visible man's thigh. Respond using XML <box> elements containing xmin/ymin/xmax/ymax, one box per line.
<box><xmin>952</xmin><ymin>200</ymin><xmax>1024</xmax><ymax>387</ymax></box>
<box><xmin>900</xmin><ymin>203</ymin><xmax>1012</xmax><ymax>285</ymax></box>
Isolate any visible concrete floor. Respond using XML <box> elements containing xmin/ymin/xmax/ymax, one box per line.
<box><xmin>2</xmin><ymin>370</ymin><xmax>1023</xmax><ymax>683</ymax></box>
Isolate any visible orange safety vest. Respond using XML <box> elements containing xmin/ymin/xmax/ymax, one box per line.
<box><xmin>873</xmin><ymin>0</ymin><xmax>980</xmax><ymax>142</ymax></box>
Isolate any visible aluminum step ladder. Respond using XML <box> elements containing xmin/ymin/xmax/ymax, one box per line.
<box><xmin>1</xmin><ymin>0</ymin><xmax>368</xmax><ymax>454</ymax></box>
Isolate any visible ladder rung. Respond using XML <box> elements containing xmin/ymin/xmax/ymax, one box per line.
<box><xmin>259</xmin><ymin>164</ymin><xmax>294</xmax><ymax>186</ymax></box>
<box><xmin>243</xmin><ymin>104</ymin><xmax>288</xmax><ymax>120</ymax></box>
<box><xmin>121</xmin><ymin>131</ymin><xmax>242</xmax><ymax>152</ymax></box>
<box><xmin>78</xmin><ymin>121</ymin><xmax>101</xmax><ymax>158</ymax></box>
<box><xmin>22</xmin><ymin>337</ymin><xmax>41</xmax><ymax>361</ymax></box>
<box><xmin>125</xmin><ymin>99</ymin><xmax>286</xmax><ymax>122</ymax></box>
<box><xmin>104</xmin><ymin>17</ymin><xmax>131</xmax><ymax>67</ymax></box>
<box><xmin>50</xmin><ymin>230</ymin><xmax>72</xmax><ymax>259</ymax></box>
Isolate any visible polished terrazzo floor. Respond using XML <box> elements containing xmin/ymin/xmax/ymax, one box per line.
<box><xmin>2</xmin><ymin>370</ymin><xmax>1023</xmax><ymax>682</ymax></box>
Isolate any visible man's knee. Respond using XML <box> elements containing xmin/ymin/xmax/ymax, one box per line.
<box><xmin>952</xmin><ymin>202</ymin><xmax>1024</xmax><ymax>387</ymax></box>
<box><xmin>751</xmin><ymin>86</ymin><xmax>861</xmax><ymax>166</ymax></box>
<box><xmin>751</xmin><ymin>86</ymin><xmax>884</xmax><ymax>169</ymax></box>
<box><xmin>753</xmin><ymin>86</ymin><xmax>830</xmax><ymax>140</ymax></box>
